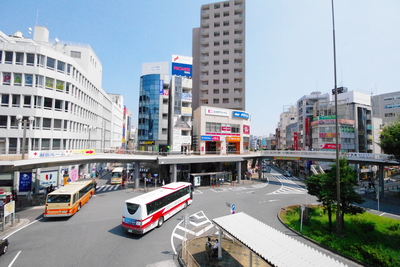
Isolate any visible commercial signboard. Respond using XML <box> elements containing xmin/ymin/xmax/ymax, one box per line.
<box><xmin>201</xmin><ymin>135</ymin><xmax>221</xmax><ymax>141</ymax></box>
<box><xmin>232</xmin><ymin>111</ymin><xmax>250</xmax><ymax>119</ymax></box>
<box><xmin>226</xmin><ymin>136</ymin><xmax>241</xmax><ymax>142</ymax></box>
<box><xmin>205</xmin><ymin>108</ymin><xmax>229</xmax><ymax>117</ymax></box>
<box><xmin>293</xmin><ymin>132</ymin><xmax>298</xmax><ymax>151</ymax></box>
<box><xmin>172</xmin><ymin>55</ymin><xmax>193</xmax><ymax>78</ymax></box>
<box><xmin>19</xmin><ymin>172</ymin><xmax>32</xmax><ymax>192</ymax></box>
<box><xmin>243</xmin><ymin>125</ymin><xmax>250</xmax><ymax>135</ymax></box>
<box><xmin>319</xmin><ymin>143</ymin><xmax>341</xmax><ymax>149</ymax></box>
<box><xmin>172</xmin><ymin>62</ymin><xmax>192</xmax><ymax>78</ymax></box>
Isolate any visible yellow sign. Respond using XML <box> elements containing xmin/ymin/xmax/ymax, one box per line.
<box><xmin>274</xmin><ymin>157</ymin><xmax>300</xmax><ymax>160</ymax></box>
<box><xmin>226</xmin><ymin>136</ymin><xmax>241</xmax><ymax>142</ymax></box>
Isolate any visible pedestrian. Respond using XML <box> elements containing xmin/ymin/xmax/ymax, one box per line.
<box><xmin>205</xmin><ymin>237</ymin><xmax>213</xmax><ymax>260</ymax></box>
<box><xmin>212</xmin><ymin>239</ymin><xmax>219</xmax><ymax>256</ymax></box>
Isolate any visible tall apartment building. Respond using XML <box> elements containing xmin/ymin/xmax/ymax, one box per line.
<box><xmin>371</xmin><ymin>91</ymin><xmax>400</xmax><ymax>125</ymax></box>
<box><xmin>192</xmin><ymin>0</ymin><xmax>245</xmax><ymax>111</ymax></box>
<box><xmin>0</xmin><ymin>26</ymin><xmax>123</xmax><ymax>155</ymax></box>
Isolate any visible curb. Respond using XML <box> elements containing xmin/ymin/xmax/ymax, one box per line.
<box><xmin>277</xmin><ymin>205</ymin><xmax>370</xmax><ymax>267</ymax></box>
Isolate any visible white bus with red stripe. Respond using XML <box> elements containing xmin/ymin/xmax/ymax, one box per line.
<box><xmin>122</xmin><ymin>182</ymin><xmax>193</xmax><ymax>234</ymax></box>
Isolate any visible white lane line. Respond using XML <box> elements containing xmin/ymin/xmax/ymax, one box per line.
<box><xmin>8</xmin><ymin>250</ymin><xmax>21</xmax><ymax>267</ymax></box>
<box><xmin>3</xmin><ymin>218</ymin><xmax>42</xmax><ymax>240</ymax></box>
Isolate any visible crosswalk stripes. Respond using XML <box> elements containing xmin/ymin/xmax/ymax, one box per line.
<box><xmin>266</xmin><ymin>174</ymin><xmax>308</xmax><ymax>195</ymax></box>
<box><xmin>171</xmin><ymin>211</ymin><xmax>217</xmax><ymax>255</ymax></box>
<box><xmin>96</xmin><ymin>184</ymin><xmax>120</xmax><ymax>192</ymax></box>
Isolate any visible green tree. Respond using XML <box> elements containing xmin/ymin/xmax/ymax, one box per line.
<box><xmin>379</xmin><ymin>118</ymin><xmax>400</xmax><ymax>162</ymax></box>
<box><xmin>306</xmin><ymin>172</ymin><xmax>336</xmax><ymax>229</ymax></box>
<box><xmin>305</xmin><ymin>158</ymin><xmax>364</xmax><ymax>231</ymax></box>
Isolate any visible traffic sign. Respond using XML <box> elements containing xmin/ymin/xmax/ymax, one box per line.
<box><xmin>231</xmin><ymin>204</ymin><xmax>235</xmax><ymax>214</ymax></box>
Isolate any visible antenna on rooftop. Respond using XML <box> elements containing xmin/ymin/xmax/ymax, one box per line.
<box><xmin>55</xmin><ymin>38</ymin><xmax>59</xmax><ymax>43</ymax></box>
<box><xmin>28</xmin><ymin>27</ymin><xmax>32</xmax><ymax>35</ymax></box>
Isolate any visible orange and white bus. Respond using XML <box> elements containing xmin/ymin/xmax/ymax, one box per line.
<box><xmin>122</xmin><ymin>182</ymin><xmax>193</xmax><ymax>234</ymax></box>
<box><xmin>44</xmin><ymin>178</ymin><xmax>96</xmax><ymax>218</ymax></box>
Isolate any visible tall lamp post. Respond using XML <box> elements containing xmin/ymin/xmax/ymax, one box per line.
<box><xmin>331</xmin><ymin>0</ymin><xmax>342</xmax><ymax>234</ymax></box>
<box><xmin>16</xmin><ymin>115</ymin><xmax>34</xmax><ymax>160</ymax></box>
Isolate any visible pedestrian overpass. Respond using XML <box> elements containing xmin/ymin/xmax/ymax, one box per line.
<box><xmin>1</xmin><ymin>150</ymin><xmax>398</xmax><ymax>197</ymax></box>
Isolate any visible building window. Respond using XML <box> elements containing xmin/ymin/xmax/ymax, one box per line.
<box><xmin>223</xmin><ymin>98</ymin><xmax>229</xmax><ymax>103</ymax></box>
<box><xmin>214</xmin><ymin>4</ymin><xmax>220</xmax><ymax>9</ymax></box>
<box><xmin>214</xmin><ymin>70</ymin><xmax>220</xmax><ymax>75</ymax></box>
<box><xmin>223</xmin><ymin>88</ymin><xmax>229</xmax><ymax>94</ymax></box>
<box><xmin>214</xmin><ymin>13</ymin><xmax>220</xmax><ymax>18</ymax></box>
<box><xmin>213</xmin><ymin>79</ymin><xmax>219</xmax><ymax>85</ymax></box>
<box><xmin>223</xmin><ymin>30</ymin><xmax>229</xmax><ymax>36</ymax></box>
<box><xmin>2</xmin><ymin>73</ymin><xmax>11</xmax><ymax>85</ymax></box>
<box><xmin>35</xmin><ymin>75</ymin><xmax>44</xmax><ymax>88</ymax></box>
<box><xmin>213</xmin><ymin>98</ymin><xmax>219</xmax><ymax>104</ymax></box>
<box><xmin>223</xmin><ymin>11</ymin><xmax>230</xmax><ymax>17</ymax></box>
<box><xmin>55</xmin><ymin>99</ymin><xmax>62</xmax><ymax>111</ymax></box>
<box><xmin>214</xmin><ymin>22</ymin><xmax>220</xmax><ymax>27</ymax></box>
<box><xmin>213</xmin><ymin>60</ymin><xmax>220</xmax><ymax>65</ymax></box>
<box><xmin>15</xmin><ymin>52</ymin><xmax>24</xmax><ymax>65</ymax></box>
<box><xmin>36</xmin><ymin>54</ymin><xmax>45</xmax><ymax>67</ymax></box>
<box><xmin>71</xmin><ymin>51</ymin><xmax>82</xmax><ymax>58</ymax></box>
<box><xmin>25</xmin><ymin>74</ymin><xmax>33</xmax><ymax>86</ymax></box>
<box><xmin>26</xmin><ymin>53</ymin><xmax>34</xmax><ymax>66</ymax></box>
<box><xmin>46</xmin><ymin>57</ymin><xmax>55</xmax><ymax>70</ymax></box>
<box><xmin>214</xmin><ymin>50</ymin><xmax>220</xmax><ymax>56</ymax></box>
<box><xmin>214</xmin><ymin>32</ymin><xmax>220</xmax><ymax>37</ymax></box>
<box><xmin>44</xmin><ymin>98</ymin><xmax>53</xmax><ymax>110</ymax></box>
<box><xmin>223</xmin><ymin>69</ymin><xmax>229</xmax><ymax>74</ymax></box>
<box><xmin>45</xmin><ymin>77</ymin><xmax>54</xmax><ymax>89</ymax></box>
<box><xmin>0</xmin><ymin>116</ymin><xmax>7</xmax><ymax>128</ymax></box>
<box><xmin>56</xmin><ymin>80</ymin><xmax>64</xmax><ymax>91</ymax></box>
<box><xmin>214</xmin><ymin>41</ymin><xmax>220</xmax><ymax>46</ymax></box>
<box><xmin>223</xmin><ymin>79</ymin><xmax>229</xmax><ymax>84</ymax></box>
<box><xmin>57</xmin><ymin>61</ymin><xmax>65</xmax><ymax>73</ymax></box>
<box><xmin>223</xmin><ymin>59</ymin><xmax>229</xmax><ymax>65</ymax></box>
<box><xmin>1</xmin><ymin>94</ymin><xmax>9</xmax><ymax>107</ymax></box>
<box><xmin>213</xmin><ymin>89</ymin><xmax>219</xmax><ymax>94</ymax></box>
<box><xmin>23</xmin><ymin>95</ymin><xmax>31</xmax><ymax>108</ymax></box>
<box><xmin>12</xmin><ymin>95</ymin><xmax>20</xmax><ymax>107</ymax></box>
<box><xmin>5</xmin><ymin>51</ymin><xmax>13</xmax><ymax>64</ymax></box>
<box><xmin>13</xmin><ymin>73</ymin><xmax>22</xmax><ymax>86</ymax></box>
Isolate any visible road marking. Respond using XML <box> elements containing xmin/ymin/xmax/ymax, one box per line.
<box><xmin>8</xmin><ymin>250</ymin><xmax>21</xmax><ymax>267</ymax></box>
<box><xmin>3</xmin><ymin>218</ymin><xmax>42</xmax><ymax>240</ymax></box>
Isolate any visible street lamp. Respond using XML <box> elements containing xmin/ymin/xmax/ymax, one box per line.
<box><xmin>16</xmin><ymin>115</ymin><xmax>34</xmax><ymax>159</ymax></box>
<box><xmin>330</xmin><ymin>0</ymin><xmax>342</xmax><ymax>234</ymax></box>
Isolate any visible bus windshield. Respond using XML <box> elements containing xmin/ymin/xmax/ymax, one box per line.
<box><xmin>127</xmin><ymin>203</ymin><xmax>140</xmax><ymax>215</ymax></box>
<box><xmin>47</xmin><ymin>194</ymin><xmax>71</xmax><ymax>203</ymax></box>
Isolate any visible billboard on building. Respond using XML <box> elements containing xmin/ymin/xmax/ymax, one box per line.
<box><xmin>172</xmin><ymin>55</ymin><xmax>192</xmax><ymax>78</ymax></box>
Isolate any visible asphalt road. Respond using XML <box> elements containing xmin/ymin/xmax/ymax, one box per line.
<box><xmin>0</xmin><ymin>168</ymin><xmax>376</xmax><ymax>267</ymax></box>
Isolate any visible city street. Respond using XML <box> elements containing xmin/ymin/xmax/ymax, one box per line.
<box><xmin>0</xmin><ymin>168</ymin><xmax>388</xmax><ymax>267</ymax></box>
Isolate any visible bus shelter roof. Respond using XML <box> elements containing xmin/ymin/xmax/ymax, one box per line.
<box><xmin>212</xmin><ymin>212</ymin><xmax>348</xmax><ymax>267</ymax></box>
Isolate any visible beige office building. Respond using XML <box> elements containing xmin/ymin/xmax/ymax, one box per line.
<box><xmin>192</xmin><ymin>0</ymin><xmax>246</xmax><ymax>111</ymax></box>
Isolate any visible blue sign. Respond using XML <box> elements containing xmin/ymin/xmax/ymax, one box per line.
<box><xmin>19</xmin><ymin>172</ymin><xmax>32</xmax><ymax>192</ymax></box>
<box><xmin>231</xmin><ymin>204</ymin><xmax>236</xmax><ymax>214</ymax></box>
<box><xmin>232</xmin><ymin>111</ymin><xmax>250</xmax><ymax>119</ymax></box>
<box><xmin>159</xmin><ymin>80</ymin><xmax>164</xmax><ymax>95</ymax></box>
<box><xmin>201</xmin><ymin>136</ymin><xmax>212</xmax><ymax>141</ymax></box>
<box><xmin>172</xmin><ymin>62</ymin><xmax>192</xmax><ymax>78</ymax></box>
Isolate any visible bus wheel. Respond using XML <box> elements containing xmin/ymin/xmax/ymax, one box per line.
<box><xmin>184</xmin><ymin>202</ymin><xmax>188</xmax><ymax>209</ymax></box>
<box><xmin>89</xmin><ymin>193</ymin><xmax>92</xmax><ymax>199</ymax></box>
<box><xmin>157</xmin><ymin>217</ymin><xmax>164</xmax><ymax>228</ymax></box>
<box><xmin>77</xmin><ymin>203</ymin><xmax>81</xmax><ymax>211</ymax></box>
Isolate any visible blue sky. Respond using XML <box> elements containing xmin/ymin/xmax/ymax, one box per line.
<box><xmin>3</xmin><ymin>1</ymin><xmax>400</xmax><ymax>136</ymax></box>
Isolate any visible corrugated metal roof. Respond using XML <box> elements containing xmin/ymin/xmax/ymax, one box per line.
<box><xmin>212</xmin><ymin>212</ymin><xmax>348</xmax><ymax>267</ymax></box>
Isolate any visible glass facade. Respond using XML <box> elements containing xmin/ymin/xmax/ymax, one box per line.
<box><xmin>138</xmin><ymin>74</ymin><xmax>161</xmax><ymax>141</ymax></box>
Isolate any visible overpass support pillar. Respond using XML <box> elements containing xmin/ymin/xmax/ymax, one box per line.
<box><xmin>171</xmin><ymin>164</ymin><xmax>177</xmax><ymax>183</ymax></box>
<box><xmin>134</xmin><ymin>161</ymin><xmax>140</xmax><ymax>190</ymax></box>
<box><xmin>236</xmin><ymin>162</ymin><xmax>241</xmax><ymax>184</ymax></box>
<box><xmin>35</xmin><ymin>168</ymin><xmax>41</xmax><ymax>194</ymax></box>
<box><xmin>378</xmin><ymin>164</ymin><xmax>385</xmax><ymax>198</ymax></box>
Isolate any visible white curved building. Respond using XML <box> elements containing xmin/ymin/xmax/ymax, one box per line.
<box><xmin>0</xmin><ymin>26</ymin><xmax>121</xmax><ymax>156</ymax></box>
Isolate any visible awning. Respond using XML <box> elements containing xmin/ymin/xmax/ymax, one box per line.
<box><xmin>212</xmin><ymin>212</ymin><xmax>348</xmax><ymax>267</ymax></box>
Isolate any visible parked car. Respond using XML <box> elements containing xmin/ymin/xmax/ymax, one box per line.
<box><xmin>284</xmin><ymin>171</ymin><xmax>292</xmax><ymax>177</ymax></box>
<box><xmin>0</xmin><ymin>238</ymin><xmax>9</xmax><ymax>256</ymax></box>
